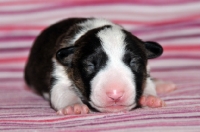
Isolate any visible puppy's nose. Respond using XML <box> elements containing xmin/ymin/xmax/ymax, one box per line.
<box><xmin>106</xmin><ymin>90</ymin><xmax>124</xmax><ymax>101</ymax></box>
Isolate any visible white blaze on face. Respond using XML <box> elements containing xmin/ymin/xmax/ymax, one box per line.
<box><xmin>71</xmin><ymin>18</ymin><xmax>122</xmax><ymax>45</ymax></box>
<box><xmin>90</xmin><ymin>27</ymin><xmax>137</xmax><ymax>112</ymax></box>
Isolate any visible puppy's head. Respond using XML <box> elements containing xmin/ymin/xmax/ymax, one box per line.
<box><xmin>56</xmin><ymin>25</ymin><xmax>163</xmax><ymax>112</ymax></box>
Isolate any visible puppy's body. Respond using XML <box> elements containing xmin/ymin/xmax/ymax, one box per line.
<box><xmin>25</xmin><ymin>18</ymin><xmax>163</xmax><ymax>113</ymax></box>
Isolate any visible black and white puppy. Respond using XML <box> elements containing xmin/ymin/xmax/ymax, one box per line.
<box><xmin>24</xmin><ymin>18</ymin><xmax>174</xmax><ymax>115</ymax></box>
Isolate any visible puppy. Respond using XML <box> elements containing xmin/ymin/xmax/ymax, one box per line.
<box><xmin>24</xmin><ymin>18</ymin><xmax>176</xmax><ymax>115</ymax></box>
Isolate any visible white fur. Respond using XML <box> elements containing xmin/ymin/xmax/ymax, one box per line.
<box><xmin>143</xmin><ymin>77</ymin><xmax>157</xmax><ymax>96</ymax></box>
<box><xmin>143</xmin><ymin>64</ymin><xmax>157</xmax><ymax>96</ymax></box>
<box><xmin>98</xmin><ymin>26</ymin><xmax>125</xmax><ymax>60</ymax></box>
<box><xmin>71</xmin><ymin>18</ymin><xmax>122</xmax><ymax>45</ymax></box>
<box><xmin>89</xmin><ymin>27</ymin><xmax>137</xmax><ymax>112</ymax></box>
<box><xmin>50</xmin><ymin>59</ymin><xmax>82</xmax><ymax>110</ymax></box>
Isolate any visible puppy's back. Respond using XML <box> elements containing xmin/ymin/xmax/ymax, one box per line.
<box><xmin>24</xmin><ymin>18</ymin><xmax>86</xmax><ymax>95</ymax></box>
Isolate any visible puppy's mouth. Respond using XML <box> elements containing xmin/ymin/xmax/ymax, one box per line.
<box><xmin>89</xmin><ymin>102</ymin><xmax>137</xmax><ymax>113</ymax></box>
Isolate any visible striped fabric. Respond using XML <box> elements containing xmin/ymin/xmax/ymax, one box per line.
<box><xmin>0</xmin><ymin>0</ymin><xmax>200</xmax><ymax>131</ymax></box>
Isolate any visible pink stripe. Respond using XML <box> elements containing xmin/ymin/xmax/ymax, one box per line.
<box><xmin>1</xmin><ymin>0</ymin><xmax>198</xmax><ymax>6</ymax></box>
<box><xmin>0</xmin><ymin>36</ymin><xmax>35</xmax><ymax>42</ymax></box>
<box><xmin>164</xmin><ymin>45</ymin><xmax>200</xmax><ymax>51</ymax></box>
<box><xmin>0</xmin><ymin>25</ymin><xmax>45</xmax><ymax>31</ymax></box>
<box><xmin>0</xmin><ymin>57</ymin><xmax>27</xmax><ymax>63</ymax></box>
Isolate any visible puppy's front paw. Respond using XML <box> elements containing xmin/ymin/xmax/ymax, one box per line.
<box><xmin>57</xmin><ymin>104</ymin><xmax>89</xmax><ymax>115</ymax></box>
<box><xmin>139</xmin><ymin>95</ymin><xmax>166</xmax><ymax>108</ymax></box>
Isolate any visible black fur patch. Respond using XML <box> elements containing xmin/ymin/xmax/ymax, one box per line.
<box><xmin>122</xmin><ymin>30</ymin><xmax>148</xmax><ymax>105</ymax></box>
<box><xmin>24</xmin><ymin>18</ymin><xmax>88</xmax><ymax>95</ymax></box>
<box><xmin>71</xmin><ymin>26</ymin><xmax>111</xmax><ymax>100</ymax></box>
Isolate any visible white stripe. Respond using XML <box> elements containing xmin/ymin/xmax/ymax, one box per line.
<box><xmin>163</xmin><ymin>52</ymin><xmax>200</xmax><ymax>56</ymax></box>
<box><xmin>152</xmin><ymin>70</ymin><xmax>200</xmax><ymax>79</ymax></box>
<box><xmin>149</xmin><ymin>59</ymin><xmax>200</xmax><ymax>67</ymax></box>
<box><xmin>157</xmin><ymin>37</ymin><xmax>200</xmax><ymax>46</ymax></box>
<box><xmin>0</xmin><ymin>72</ymin><xmax>23</xmax><ymax>78</ymax></box>
<box><xmin>0</xmin><ymin>81</ymin><xmax>25</xmax><ymax>88</ymax></box>
<box><xmin>0</xmin><ymin>63</ymin><xmax>25</xmax><ymax>69</ymax></box>
<box><xmin>0</xmin><ymin>41</ymin><xmax>32</xmax><ymax>49</ymax></box>
<box><xmin>163</xmin><ymin>94</ymin><xmax>200</xmax><ymax>100</ymax></box>
<box><xmin>166</xmin><ymin>103</ymin><xmax>200</xmax><ymax>109</ymax></box>
<box><xmin>0</xmin><ymin>51</ymin><xmax>29</xmax><ymax>59</ymax></box>
<box><xmin>0</xmin><ymin>30</ymin><xmax>40</xmax><ymax>37</ymax></box>
<box><xmin>97</xmin><ymin>26</ymin><xmax>125</xmax><ymax>60</ymax></box>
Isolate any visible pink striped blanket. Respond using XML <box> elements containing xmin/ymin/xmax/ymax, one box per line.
<box><xmin>0</xmin><ymin>0</ymin><xmax>200</xmax><ymax>131</ymax></box>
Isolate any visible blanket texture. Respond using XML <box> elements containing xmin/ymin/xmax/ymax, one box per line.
<box><xmin>0</xmin><ymin>0</ymin><xmax>200</xmax><ymax>131</ymax></box>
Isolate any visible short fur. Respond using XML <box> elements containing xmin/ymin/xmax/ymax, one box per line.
<box><xmin>24</xmin><ymin>18</ymin><xmax>163</xmax><ymax>112</ymax></box>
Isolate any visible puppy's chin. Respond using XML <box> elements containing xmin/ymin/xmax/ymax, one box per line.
<box><xmin>89</xmin><ymin>102</ymin><xmax>137</xmax><ymax>113</ymax></box>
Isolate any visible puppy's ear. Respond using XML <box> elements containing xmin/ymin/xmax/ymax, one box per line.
<box><xmin>56</xmin><ymin>46</ymin><xmax>76</xmax><ymax>66</ymax></box>
<box><xmin>144</xmin><ymin>41</ymin><xmax>163</xmax><ymax>59</ymax></box>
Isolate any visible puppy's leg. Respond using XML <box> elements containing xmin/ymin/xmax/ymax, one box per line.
<box><xmin>139</xmin><ymin>77</ymin><xmax>165</xmax><ymax>108</ymax></box>
<box><xmin>51</xmin><ymin>60</ymin><xmax>90</xmax><ymax>115</ymax></box>
<box><xmin>154</xmin><ymin>79</ymin><xmax>176</xmax><ymax>94</ymax></box>
<box><xmin>51</xmin><ymin>83</ymin><xmax>89</xmax><ymax>115</ymax></box>
<box><xmin>140</xmin><ymin>77</ymin><xmax>176</xmax><ymax>108</ymax></box>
